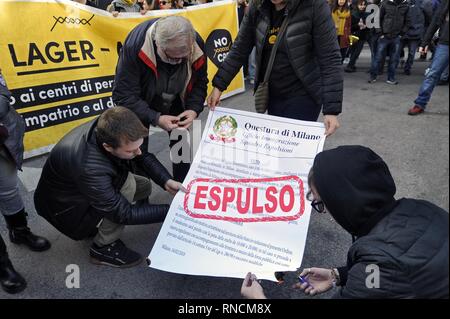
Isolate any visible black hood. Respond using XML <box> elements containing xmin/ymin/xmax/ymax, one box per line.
<box><xmin>312</xmin><ymin>146</ymin><xmax>397</xmax><ymax>237</ymax></box>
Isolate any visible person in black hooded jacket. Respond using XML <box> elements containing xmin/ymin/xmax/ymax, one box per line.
<box><xmin>241</xmin><ymin>145</ymin><xmax>448</xmax><ymax>299</ymax></box>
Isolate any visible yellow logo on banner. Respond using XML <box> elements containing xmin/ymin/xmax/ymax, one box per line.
<box><xmin>0</xmin><ymin>0</ymin><xmax>244</xmax><ymax>158</ymax></box>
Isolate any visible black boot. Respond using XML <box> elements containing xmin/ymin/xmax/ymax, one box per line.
<box><xmin>0</xmin><ymin>236</ymin><xmax>26</xmax><ymax>294</ymax></box>
<box><xmin>4</xmin><ymin>210</ymin><xmax>51</xmax><ymax>252</ymax></box>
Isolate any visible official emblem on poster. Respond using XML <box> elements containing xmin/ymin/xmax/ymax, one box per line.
<box><xmin>209</xmin><ymin>115</ymin><xmax>237</xmax><ymax>143</ymax></box>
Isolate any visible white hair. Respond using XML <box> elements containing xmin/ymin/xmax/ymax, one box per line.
<box><xmin>154</xmin><ymin>16</ymin><xmax>196</xmax><ymax>49</ymax></box>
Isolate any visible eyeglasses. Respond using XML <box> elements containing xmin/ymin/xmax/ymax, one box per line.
<box><xmin>162</xmin><ymin>48</ymin><xmax>188</xmax><ymax>64</ymax></box>
<box><xmin>159</xmin><ymin>44</ymin><xmax>193</xmax><ymax>64</ymax></box>
<box><xmin>306</xmin><ymin>190</ymin><xmax>326</xmax><ymax>214</ymax></box>
<box><xmin>160</xmin><ymin>1</ymin><xmax>169</xmax><ymax>5</ymax></box>
<box><xmin>311</xmin><ymin>199</ymin><xmax>326</xmax><ymax>214</ymax></box>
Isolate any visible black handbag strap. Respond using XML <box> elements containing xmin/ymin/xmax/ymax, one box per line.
<box><xmin>262</xmin><ymin>15</ymin><xmax>289</xmax><ymax>83</ymax></box>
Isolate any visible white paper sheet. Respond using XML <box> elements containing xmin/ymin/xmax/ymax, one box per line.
<box><xmin>149</xmin><ymin>107</ymin><xmax>326</xmax><ymax>281</ymax></box>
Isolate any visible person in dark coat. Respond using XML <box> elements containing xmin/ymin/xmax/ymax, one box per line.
<box><xmin>242</xmin><ymin>146</ymin><xmax>448</xmax><ymax>299</ymax></box>
<box><xmin>0</xmin><ymin>69</ymin><xmax>51</xmax><ymax>294</ymax></box>
<box><xmin>208</xmin><ymin>0</ymin><xmax>343</xmax><ymax>137</ymax></box>
<box><xmin>112</xmin><ymin>16</ymin><xmax>208</xmax><ymax>182</ymax></box>
<box><xmin>34</xmin><ymin>107</ymin><xmax>185</xmax><ymax>268</ymax></box>
<box><xmin>400</xmin><ymin>0</ymin><xmax>433</xmax><ymax>75</ymax></box>
<box><xmin>368</xmin><ymin>0</ymin><xmax>411</xmax><ymax>84</ymax></box>
<box><xmin>365</xmin><ymin>0</ymin><xmax>384</xmax><ymax>75</ymax></box>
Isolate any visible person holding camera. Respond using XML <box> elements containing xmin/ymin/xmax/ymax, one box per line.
<box><xmin>242</xmin><ymin>146</ymin><xmax>448</xmax><ymax>299</ymax></box>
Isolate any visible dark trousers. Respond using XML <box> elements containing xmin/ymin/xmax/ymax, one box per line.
<box><xmin>370</xmin><ymin>36</ymin><xmax>401</xmax><ymax>80</ymax></box>
<box><xmin>368</xmin><ymin>33</ymin><xmax>385</xmax><ymax>74</ymax></box>
<box><xmin>0</xmin><ymin>234</ymin><xmax>6</xmax><ymax>258</ymax></box>
<box><xmin>348</xmin><ymin>34</ymin><xmax>370</xmax><ymax>68</ymax></box>
<box><xmin>168</xmin><ymin>131</ymin><xmax>190</xmax><ymax>183</ymax></box>
<box><xmin>368</xmin><ymin>33</ymin><xmax>380</xmax><ymax>62</ymax></box>
<box><xmin>140</xmin><ymin>132</ymin><xmax>190</xmax><ymax>184</ymax></box>
<box><xmin>337</xmin><ymin>36</ymin><xmax>348</xmax><ymax>63</ymax></box>
<box><xmin>401</xmin><ymin>39</ymin><xmax>420</xmax><ymax>72</ymax></box>
<box><xmin>268</xmin><ymin>94</ymin><xmax>321</xmax><ymax>121</ymax></box>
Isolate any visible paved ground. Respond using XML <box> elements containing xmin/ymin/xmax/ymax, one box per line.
<box><xmin>1</xmin><ymin>50</ymin><xmax>448</xmax><ymax>299</ymax></box>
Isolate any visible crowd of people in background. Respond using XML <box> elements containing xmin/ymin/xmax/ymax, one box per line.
<box><xmin>327</xmin><ymin>0</ymin><xmax>448</xmax><ymax>87</ymax></box>
<box><xmin>71</xmin><ymin>0</ymin><xmax>213</xmax><ymax>13</ymax></box>
<box><xmin>97</xmin><ymin>0</ymin><xmax>448</xmax><ymax>116</ymax></box>
<box><xmin>71</xmin><ymin>0</ymin><xmax>449</xmax><ymax>93</ymax></box>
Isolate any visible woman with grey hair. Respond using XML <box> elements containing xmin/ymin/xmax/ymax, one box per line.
<box><xmin>112</xmin><ymin>16</ymin><xmax>208</xmax><ymax>182</ymax></box>
<box><xmin>208</xmin><ymin>0</ymin><xmax>343</xmax><ymax>136</ymax></box>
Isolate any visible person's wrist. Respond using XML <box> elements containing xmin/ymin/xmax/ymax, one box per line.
<box><xmin>187</xmin><ymin>110</ymin><xmax>197</xmax><ymax>118</ymax></box>
<box><xmin>153</xmin><ymin>112</ymin><xmax>161</xmax><ymax>127</ymax></box>
<box><xmin>165</xmin><ymin>179</ymin><xmax>174</xmax><ymax>186</ymax></box>
<box><xmin>330</xmin><ymin>268</ymin><xmax>340</xmax><ymax>287</ymax></box>
<box><xmin>212</xmin><ymin>85</ymin><xmax>224</xmax><ymax>93</ymax></box>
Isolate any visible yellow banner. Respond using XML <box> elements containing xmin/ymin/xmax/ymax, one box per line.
<box><xmin>0</xmin><ymin>0</ymin><xmax>244</xmax><ymax>157</ymax></box>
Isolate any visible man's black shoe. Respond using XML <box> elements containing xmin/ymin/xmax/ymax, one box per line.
<box><xmin>90</xmin><ymin>240</ymin><xmax>143</xmax><ymax>268</ymax></box>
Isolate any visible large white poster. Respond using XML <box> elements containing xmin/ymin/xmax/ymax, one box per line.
<box><xmin>149</xmin><ymin>107</ymin><xmax>326</xmax><ymax>281</ymax></box>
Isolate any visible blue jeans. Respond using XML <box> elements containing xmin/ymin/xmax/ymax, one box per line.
<box><xmin>370</xmin><ymin>36</ymin><xmax>401</xmax><ymax>80</ymax></box>
<box><xmin>441</xmin><ymin>64</ymin><xmax>449</xmax><ymax>81</ymax></box>
<box><xmin>414</xmin><ymin>44</ymin><xmax>449</xmax><ymax>109</ymax></box>
<box><xmin>368</xmin><ymin>33</ymin><xmax>380</xmax><ymax>63</ymax></box>
<box><xmin>268</xmin><ymin>94</ymin><xmax>321</xmax><ymax>121</ymax></box>
<box><xmin>401</xmin><ymin>39</ymin><xmax>420</xmax><ymax>72</ymax></box>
